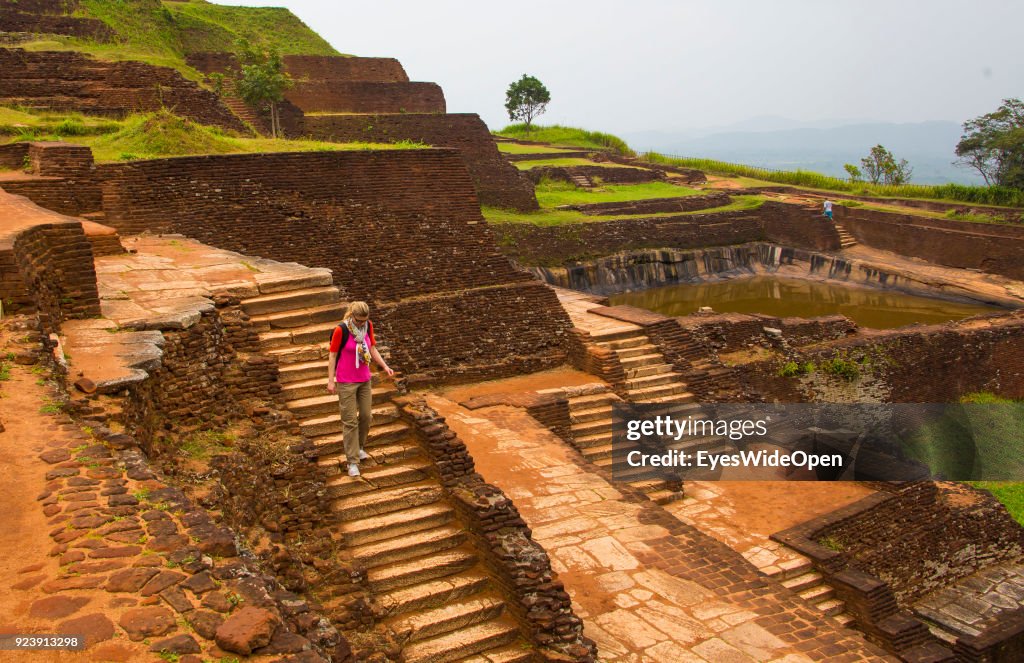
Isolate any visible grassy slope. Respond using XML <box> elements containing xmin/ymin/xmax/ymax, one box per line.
<box><xmin>1</xmin><ymin>109</ymin><xmax>424</xmax><ymax>162</ymax></box>
<box><xmin>18</xmin><ymin>0</ymin><xmax>341</xmax><ymax>81</ymax></box>
<box><xmin>496</xmin><ymin>124</ymin><xmax>634</xmax><ymax>156</ymax></box>
<box><xmin>495</xmin><ymin>142</ymin><xmax>579</xmax><ymax>155</ymax></box>
<box><xmin>513</xmin><ymin>157</ymin><xmax>638</xmax><ymax>170</ymax></box>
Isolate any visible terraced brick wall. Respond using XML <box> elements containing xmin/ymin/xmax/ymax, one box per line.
<box><xmin>99</xmin><ymin>149</ymin><xmax>573</xmax><ymax>385</ymax></box>
<box><xmin>286</xmin><ymin>81</ymin><xmax>445</xmax><ymax>114</ymax></box>
<box><xmin>834</xmin><ymin>205</ymin><xmax>1024</xmax><ymax>280</ymax></box>
<box><xmin>491</xmin><ymin>212</ymin><xmax>764</xmax><ymax>266</ymax></box>
<box><xmin>303</xmin><ymin>113</ymin><xmax>538</xmax><ymax>211</ymax></box>
<box><xmin>2</xmin><ymin>220</ymin><xmax>100</xmax><ymax>331</ymax></box>
<box><xmin>0</xmin><ymin>49</ymin><xmax>246</xmax><ymax>131</ymax></box>
<box><xmin>186</xmin><ymin>52</ymin><xmax>409</xmax><ymax>83</ymax></box>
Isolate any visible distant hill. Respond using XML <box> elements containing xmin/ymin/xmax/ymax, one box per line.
<box><xmin>622</xmin><ymin>121</ymin><xmax>982</xmax><ymax>185</ymax></box>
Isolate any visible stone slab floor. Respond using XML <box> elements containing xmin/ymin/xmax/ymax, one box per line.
<box><xmin>426</xmin><ymin>395</ymin><xmax>894</xmax><ymax>662</ymax></box>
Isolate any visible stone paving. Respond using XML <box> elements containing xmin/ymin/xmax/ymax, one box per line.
<box><xmin>62</xmin><ymin>234</ymin><xmax>332</xmax><ymax>392</ymax></box>
<box><xmin>914</xmin><ymin>560</ymin><xmax>1024</xmax><ymax>642</ymax></box>
<box><xmin>427</xmin><ymin>395</ymin><xmax>894</xmax><ymax>662</ymax></box>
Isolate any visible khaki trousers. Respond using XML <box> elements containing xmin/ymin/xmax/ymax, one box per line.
<box><xmin>337</xmin><ymin>380</ymin><xmax>372</xmax><ymax>464</ymax></box>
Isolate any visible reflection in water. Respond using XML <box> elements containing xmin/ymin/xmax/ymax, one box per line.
<box><xmin>608</xmin><ymin>276</ymin><xmax>1003</xmax><ymax>329</ymax></box>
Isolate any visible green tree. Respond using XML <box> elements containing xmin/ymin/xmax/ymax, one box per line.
<box><xmin>233</xmin><ymin>40</ymin><xmax>292</xmax><ymax>138</ymax></box>
<box><xmin>956</xmin><ymin>98</ymin><xmax>1024</xmax><ymax>188</ymax></box>
<box><xmin>505</xmin><ymin>74</ymin><xmax>551</xmax><ymax>135</ymax></box>
<box><xmin>860</xmin><ymin>144</ymin><xmax>912</xmax><ymax>185</ymax></box>
<box><xmin>843</xmin><ymin>163</ymin><xmax>862</xmax><ymax>183</ymax></box>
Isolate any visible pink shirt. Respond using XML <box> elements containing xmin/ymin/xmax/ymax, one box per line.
<box><xmin>331</xmin><ymin>326</ymin><xmax>374</xmax><ymax>383</ymax></box>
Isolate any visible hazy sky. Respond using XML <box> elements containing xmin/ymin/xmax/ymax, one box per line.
<box><xmin>215</xmin><ymin>0</ymin><xmax>1024</xmax><ymax>134</ymax></box>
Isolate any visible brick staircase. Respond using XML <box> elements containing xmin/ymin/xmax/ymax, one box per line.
<box><xmin>765</xmin><ymin>558</ymin><xmax>854</xmax><ymax>628</ymax></box>
<box><xmin>240</xmin><ymin>277</ymin><xmax>533</xmax><ymax>663</ymax></box>
<box><xmin>834</xmin><ymin>222</ymin><xmax>858</xmax><ymax>249</ymax></box>
<box><xmin>569</xmin><ymin>173</ymin><xmax>594</xmax><ymax>189</ymax></box>
<box><xmin>592</xmin><ymin>327</ymin><xmax>694</xmax><ymax>404</ymax></box>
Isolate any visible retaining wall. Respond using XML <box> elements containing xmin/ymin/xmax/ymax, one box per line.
<box><xmin>0</xmin><ymin>48</ymin><xmax>246</xmax><ymax>131</ymax></box>
<box><xmin>835</xmin><ymin>206</ymin><xmax>1024</xmax><ymax>280</ymax></box>
<box><xmin>302</xmin><ymin>113</ymin><xmax>538</xmax><ymax>210</ymax></box>
<box><xmin>98</xmin><ymin>149</ymin><xmax>574</xmax><ymax>385</ymax></box>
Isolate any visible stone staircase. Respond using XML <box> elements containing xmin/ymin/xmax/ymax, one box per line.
<box><xmin>240</xmin><ymin>277</ymin><xmax>533</xmax><ymax>663</ymax></box>
<box><xmin>765</xmin><ymin>558</ymin><xmax>854</xmax><ymax>628</ymax></box>
<box><xmin>834</xmin><ymin>222</ymin><xmax>858</xmax><ymax>249</ymax></box>
<box><xmin>592</xmin><ymin>327</ymin><xmax>694</xmax><ymax>404</ymax></box>
<box><xmin>569</xmin><ymin>173</ymin><xmax>594</xmax><ymax>189</ymax></box>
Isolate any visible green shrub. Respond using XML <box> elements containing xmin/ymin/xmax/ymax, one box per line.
<box><xmin>820</xmin><ymin>357</ymin><xmax>860</xmax><ymax>380</ymax></box>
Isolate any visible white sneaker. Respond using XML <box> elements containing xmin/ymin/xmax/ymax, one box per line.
<box><xmin>347</xmin><ymin>463</ymin><xmax>360</xmax><ymax>477</ymax></box>
<box><xmin>358</xmin><ymin>449</ymin><xmax>370</xmax><ymax>461</ymax></box>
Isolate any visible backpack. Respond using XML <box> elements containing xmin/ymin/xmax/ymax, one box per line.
<box><xmin>329</xmin><ymin>321</ymin><xmax>374</xmax><ymax>374</ymax></box>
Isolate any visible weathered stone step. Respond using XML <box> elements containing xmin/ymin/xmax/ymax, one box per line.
<box><xmin>781</xmin><ymin>571</ymin><xmax>824</xmax><ymax>593</ymax></box>
<box><xmin>573</xmin><ymin>431</ymin><xmax>611</xmax><ymax>450</ymax></box>
<box><xmin>326</xmin><ymin>460</ymin><xmax>433</xmax><ymax>499</ymax></box>
<box><xmin>815</xmin><ymin>598</ymin><xmax>845</xmax><ymax>617</ymax></box>
<box><xmin>316</xmin><ymin>428</ymin><xmax>415</xmax><ymax>468</ymax></box>
<box><xmin>332</xmin><ymin>483</ymin><xmax>444</xmax><ymax>522</ymax></box>
<box><xmin>644</xmin><ymin>392</ymin><xmax>702</xmax><ymax>406</ymax></box>
<box><xmin>595</xmin><ymin>334</ymin><xmax>646</xmax><ymax>349</ymax></box>
<box><xmin>353</xmin><ymin>524</ymin><xmax>466</xmax><ymax>570</ymax></box>
<box><xmin>287</xmin><ymin>389</ymin><xmax>397</xmax><ymax>417</ymax></box>
<box><xmin>258</xmin><ymin>320</ymin><xmax>338</xmax><ymax>349</ymax></box>
<box><xmin>620</xmin><ymin>353</ymin><xmax>666</xmax><ymax>368</ymax></box>
<box><xmin>648</xmin><ymin>488</ymin><xmax>686</xmax><ymax>505</ymax></box>
<box><xmin>624</xmin><ymin>363</ymin><xmax>674</xmax><ymax>379</ymax></box>
<box><xmin>278</xmin><ymin>359</ymin><xmax>328</xmax><ymax>384</ymax></box>
<box><xmin>569</xmin><ymin>405</ymin><xmax>612</xmax><ymax>424</ymax></box>
<box><xmin>570</xmin><ymin>418</ymin><xmax>612</xmax><ymax>438</ymax></box>
<box><xmin>581</xmin><ymin>443</ymin><xmax>614</xmax><ymax>462</ymax></box>
<box><xmin>387</xmin><ymin>595</ymin><xmax>506</xmax><ymax>645</ymax></box>
<box><xmin>402</xmin><ymin>617</ymin><xmax>520</xmax><ymax>663</ymax></box>
<box><xmin>567</xmin><ymin>392</ymin><xmax>617</xmax><ymax>411</ymax></box>
<box><xmin>300</xmin><ymin>404</ymin><xmax>401</xmax><ymax>437</ymax></box>
<box><xmin>628</xmin><ymin>383</ymin><xmax>691</xmax><ymax>401</ymax></box>
<box><xmin>626</xmin><ymin>372</ymin><xmax>680</xmax><ymax>391</ymax></box>
<box><xmin>254</xmin><ymin>269</ymin><xmax>333</xmax><ymax>294</ymax></box>
<box><xmin>339</xmin><ymin>503</ymin><xmax>455</xmax><ymax>547</ymax></box>
<box><xmin>834</xmin><ymin>613</ymin><xmax>855</xmax><ymax>628</ymax></box>
<box><xmin>766</xmin><ymin>557</ymin><xmax>814</xmax><ymax>581</ymax></box>
<box><xmin>614</xmin><ymin>344</ymin><xmax>658</xmax><ymax>359</ymax></box>
<box><xmin>283</xmin><ymin>378</ymin><xmax>397</xmax><ymax>403</ymax></box>
<box><xmin>248</xmin><ymin>302</ymin><xmax>346</xmax><ymax>331</ymax></box>
<box><xmin>241</xmin><ymin>286</ymin><xmax>340</xmax><ymax>315</ymax></box>
<box><xmin>367</xmin><ymin>548</ymin><xmax>478</xmax><ymax>594</ymax></box>
<box><xmin>266</xmin><ymin>345</ymin><xmax>325</xmax><ymax>366</ymax></box>
<box><xmin>800</xmin><ymin>584</ymin><xmax>835</xmax><ymax>604</ymax></box>
<box><xmin>469</xmin><ymin>642</ymin><xmax>534</xmax><ymax>663</ymax></box>
<box><xmin>375</xmin><ymin>570</ymin><xmax>491</xmax><ymax>618</ymax></box>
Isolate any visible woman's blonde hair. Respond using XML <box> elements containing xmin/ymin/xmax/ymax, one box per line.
<box><xmin>344</xmin><ymin>301</ymin><xmax>370</xmax><ymax>321</ymax></box>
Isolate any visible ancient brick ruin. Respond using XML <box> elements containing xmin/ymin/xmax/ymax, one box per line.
<box><xmin>3</xmin><ymin>5</ymin><xmax>1024</xmax><ymax>663</ymax></box>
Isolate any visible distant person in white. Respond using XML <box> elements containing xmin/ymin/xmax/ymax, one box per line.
<box><xmin>823</xmin><ymin>199</ymin><xmax>834</xmax><ymax>221</ymax></box>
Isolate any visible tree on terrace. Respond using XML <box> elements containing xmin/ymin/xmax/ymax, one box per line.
<box><xmin>505</xmin><ymin>74</ymin><xmax>551</xmax><ymax>135</ymax></box>
<box><xmin>860</xmin><ymin>144</ymin><xmax>913</xmax><ymax>185</ymax></box>
<box><xmin>956</xmin><ymin>98</ymin><xmax>1024</xmax><ymax>189</ymax></box>
<box><xmin>234</xmin><ymin>40</ymin><xmax>292</xmax><ymax>138</ymax></box>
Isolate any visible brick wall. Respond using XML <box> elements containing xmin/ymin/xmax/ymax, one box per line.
<box><xmin>525</xmin><ymin>164</ymin><xmax>666</xmax><ymax>185</ymax></box>
<box><xmin>99</xmin><ymin>149</ymin><xmax>574</xmax><ymax>385</ymax></box>
<box><xmin>302</xmin><ymin>113</ymin><xmax>538</xmax><ymax>210</ymax></box>
<box><xmin>186</xmin><ymin>52</ymin><xmax>409</xmax><ymax>82</ymax></box>
<box><xmin>761</xmin><ymin>201</ymin><xmax>841</xmax><ymax>251</ymax></box>
<box><xmin>0</xmin><ymin>48</ymin><xmax>246</xmax><ymax>131</ymax></box>
<box><xmin>493</xmin><ymin>212</ymin><xmax>764</xmax><ymax>266</ymax></box>
<box><xmin>0</xmin><ymin>141</ymin><xmax>102</xmax><ymax>215</ymax></box>
<box><xmin>285</xmin><ymin>81</ymin><xmax>445</xmax><ymax>113</ymax></box>
<box><xmin>835</xmin><ymin>206</ymin><xmax>1024</xmax><ymax>280</ymax></box>
<box><xmin>2</xmin><ymin>219</ymin><xmax>100</xmax><ymax>332</ymax></box>
<box><xmin>0</xmin><ymin>12</ymin><xmax>113</xmax><ymax>40</ymax></box>
<box><xmin>563</xmin><ymin>192</ymin><xmax>731</xmax><ymax>215</ymax></box>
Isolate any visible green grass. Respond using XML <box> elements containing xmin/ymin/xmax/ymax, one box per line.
<box><xmin>495</xmin><ymin>142</ymin><xmax>580</xmax><ymax>155</ymax></box>
<box><xmin>18</xmin><ymin>0</ymin><xmax>342</xmax><ymax>82</ymax></box>
<box><xmin>2</xmin><ymin>109</ymin><xmax>425</xmax><ymax>162</ymax></box>
<box><xmin>971</xmin><ymin>482</ymin><xmax>1024</xmax><ymax>525</ymax></box>
<box><xmin>484</xmin><ymin>194</ymin><xmax>763</xmax><ymax>226</ymax></box>
<box><xmin>513</xmin><ymin>157</ymin><xmax>638</xmax><ymax>170</ymax></box>
<box><xmin>0</xmin><ymin>107</ymin><xmax>123</xmax><ymax>138</ymax></box>
<box><xmin>643</xmin><ymin>152</ymin><xmax>1024</xmax><ymax>208</ymax></box>
<box><xmin>535</xmin><ymin>180</ymin><xmax>702</xmax><ymax>207</ymax></box>
<box><xmin>496</xmin><ymin>124</ymin><xmax>634</xmax><ymax>156</ymax></box>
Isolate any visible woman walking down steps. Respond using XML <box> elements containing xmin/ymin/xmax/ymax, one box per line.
<box><xmin>327</xmin><ymin>301</ymin><xmax>395</xmax><ymax>477</ymax></box>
